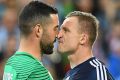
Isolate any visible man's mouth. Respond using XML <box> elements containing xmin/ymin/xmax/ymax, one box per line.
<box><xmin>58</xmin><ymin>39</ymin><xmax>63</xmax><ymax>43</ymax></box>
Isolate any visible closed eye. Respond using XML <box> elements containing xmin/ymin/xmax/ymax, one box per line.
<box><xmin>54</xmin><ymin>25</ymin><xmax>59</xmax><ymax>31</ymax></box>
<box><xmin>62</xmin><ymin>27</ymin><xmax>69</xmax><ymax>32</ymax></box>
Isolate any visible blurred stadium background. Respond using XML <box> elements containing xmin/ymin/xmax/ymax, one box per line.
<box><xmin>0</xmin><ymin>0</ymin><xmax>120</xmax><ymax>80</ymax></box>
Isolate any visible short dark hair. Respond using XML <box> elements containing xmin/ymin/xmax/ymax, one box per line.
<box><xmin>19</xmin><ymin>1</ymin><xmax>58</xmax><ymax>36</ymax></box>
<box><xmin>66</xmin><ymin>11</ymin><xmax>99</xmax><ymax>46</ymax></box>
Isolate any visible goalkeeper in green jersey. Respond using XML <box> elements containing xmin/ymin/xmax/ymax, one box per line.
<box><xmin>3</xmin><ymin>1</ymin><xmax>59</xmax><ymax>80</ymax></box>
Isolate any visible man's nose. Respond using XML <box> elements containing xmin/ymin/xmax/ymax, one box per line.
<box><xmin>57</xmin><ymin>30</ymin><xmax>62</xmax><ymax>39</ymax></box>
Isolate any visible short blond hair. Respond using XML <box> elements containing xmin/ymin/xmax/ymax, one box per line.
<box><xmin>66</xmin><ymin>11</ymin><xmax>99</xmax><ymax>46</ymax></box>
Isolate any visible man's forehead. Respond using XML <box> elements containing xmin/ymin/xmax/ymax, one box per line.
<box><xmin>62</xmin><ymin>17</ymin><xmax>78</xmax><ymax>28</ymax></box>
<box><xmin>50</xmin><ymin>14</ymin><xmax>59</xmax><ymax>23</ymax></box>
<box><xmin>50</xmin><ymin>14</ymin><xmax>58</xmax><ymax>20</ymax></box>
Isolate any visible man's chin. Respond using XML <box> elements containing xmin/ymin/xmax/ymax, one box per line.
<box><xmin>57</xmin><ymin>48</ymin><xmax>64</xmax><ymax>54</ymax></box>
<box><xmin>42</xmin><ymin>47</ymin><xmax>53</xmax><ymax>55</ymax></box>
<box><xmin>41</xmin><ymin>43</ymin><xmax>54</xmax><ymax>55</ymax></box>
<box><xmin>43</xmin><ymin>50</ymin><xmax>53</xmax><ymax>55</ymax></box>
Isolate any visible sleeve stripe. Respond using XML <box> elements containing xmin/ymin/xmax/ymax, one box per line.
<box><xmin>95</xmin><ymin>59</ymin><xmax>104</xmax><ymax>80</ymax></box>
<box><xmin>103</xmin><ymin>65</ymin><xmax>107</xmax><ymax>80</ymax></box>
<box><xmin>97</xmin><ymin>59</ymin><xmax>107</xmax><ymax>80</ymax></box>
<box><xmin>90</xmin><ymin>61</ymin><xmax>100</xmax><ymax>80</ymax></box>
<box><xmin>90</xmin><ymin>59</ymin><xmax>107</xmax><ymax>80</ymax></box>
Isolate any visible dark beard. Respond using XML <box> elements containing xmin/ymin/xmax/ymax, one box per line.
<box><xmin>40</xmin><ymin>30</ymin><xmax>56</xmax><ymax>54</ymax></box>
<box><xmin>40</xmin><ymin>39</ymin><xmax>56</xmax><ymax>54</ymax></box>
<box><xmin>40</xmin><ymin>40</ymin><xmax>54</xmax><ymax>55</ymax></box>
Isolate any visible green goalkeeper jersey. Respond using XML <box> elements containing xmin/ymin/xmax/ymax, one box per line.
<box><xmin>3</xmin><ymin>51</ymin><xmax>53</xmax><ymax>80</ymax></box>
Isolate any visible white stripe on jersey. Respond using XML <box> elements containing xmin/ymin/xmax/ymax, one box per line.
<box><xmin>95</xmin><ymin>59</ymin><xmax>104</xmax><ymax>80</ymax></box>
<box><xmin>90</xmin><ymin>61</ymin><xmax>100</xmax><ymax>80</ymax></box>
<box><xmin>90</xmin><ymin>59</ymin><xmax>107</xmax><ymax>80</ymax></box>
<box><xmin>103</xmin><ymin>65</ymin><xmax>107</xmax><ymax>80</ymax></box>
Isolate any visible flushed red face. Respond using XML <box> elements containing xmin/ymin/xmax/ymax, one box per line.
<box><xmin>41</xmin><ymin>14</ymin><xmax>59</xmax><ymax>54</ymax></box>
<box><xmin>57</xmin><ymin>16</ymin><xmax>80</xmax><ymax>54</ymax></box>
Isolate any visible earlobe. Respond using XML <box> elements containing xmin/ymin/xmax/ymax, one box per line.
<box><xmin>79</xmin><ymin>34</ymin><xmax>87</xmax><ymax>45</ymax></box>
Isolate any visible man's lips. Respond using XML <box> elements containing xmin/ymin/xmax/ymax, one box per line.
<box><xmin>58</xmin><ymin>39</ymin><xmax>63</xmax><ymax>43</ymax></box>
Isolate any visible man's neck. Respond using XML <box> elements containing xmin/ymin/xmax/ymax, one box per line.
<box><xmin>68</xmin><ymin>47</ymin><xmax>93</xmax><ymax>69</ymax></box>
<box><xmin>18</xmin><ymin>37</ymin><xmax>42</xmax><ymax>61</ymax></box>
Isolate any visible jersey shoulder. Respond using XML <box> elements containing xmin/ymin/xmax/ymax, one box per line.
<box><xmin>4</xmin><ymin>54</ymin><xmax>39</xmax><ymax>80</ymax></box>
<box><xmin>89</xmin><ymin>58</ymin><xmax>115</xmax><ymax>80</ymax></box>
<box><xmin>6</xmin><ymin>53</ymin><xmax>37</xmax><ymax>68</ymax></box>
<box><xmin>64</xmin><ymin>58</ymin><xmax>114</xmax><ymax>80</ymax></box>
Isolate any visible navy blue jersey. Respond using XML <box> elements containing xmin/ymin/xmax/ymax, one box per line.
<box><xmin>64</xmin><ymin>57</ymin><xmax>114</xmax><ymax>80</ymax></box>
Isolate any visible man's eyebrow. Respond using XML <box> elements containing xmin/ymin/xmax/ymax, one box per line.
<box><xmin>62</xmin><ymin>26</ymin><xmax>69</xmax><ymax>31</ymax></box>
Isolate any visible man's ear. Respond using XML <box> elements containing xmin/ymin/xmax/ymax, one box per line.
<box><xmin>79</xmin><ymin>34</ymin><xmax>88</xmax><ymax>45</ymax></box>
<box><xmin>34</xmin><ymin>24</ymin><xmax>43</xmax><ymax>38</ymax></box>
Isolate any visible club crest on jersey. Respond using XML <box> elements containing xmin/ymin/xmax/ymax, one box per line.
<box><xmin>3</xmin><ymin>65</ymin><xmax>16</xmax><ymax>80</ymax></box>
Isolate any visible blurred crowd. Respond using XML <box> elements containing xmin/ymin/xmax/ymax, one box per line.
<box><xmin>0</xmin><ymin>0</ymin><xmax>120</xmax><ymax>80</ymax></box>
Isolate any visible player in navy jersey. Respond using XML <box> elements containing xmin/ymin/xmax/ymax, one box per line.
<box><xmin>57</xmin><ymin>11</ymin><xmax>114</xmax><ymax>80</ymax></box>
